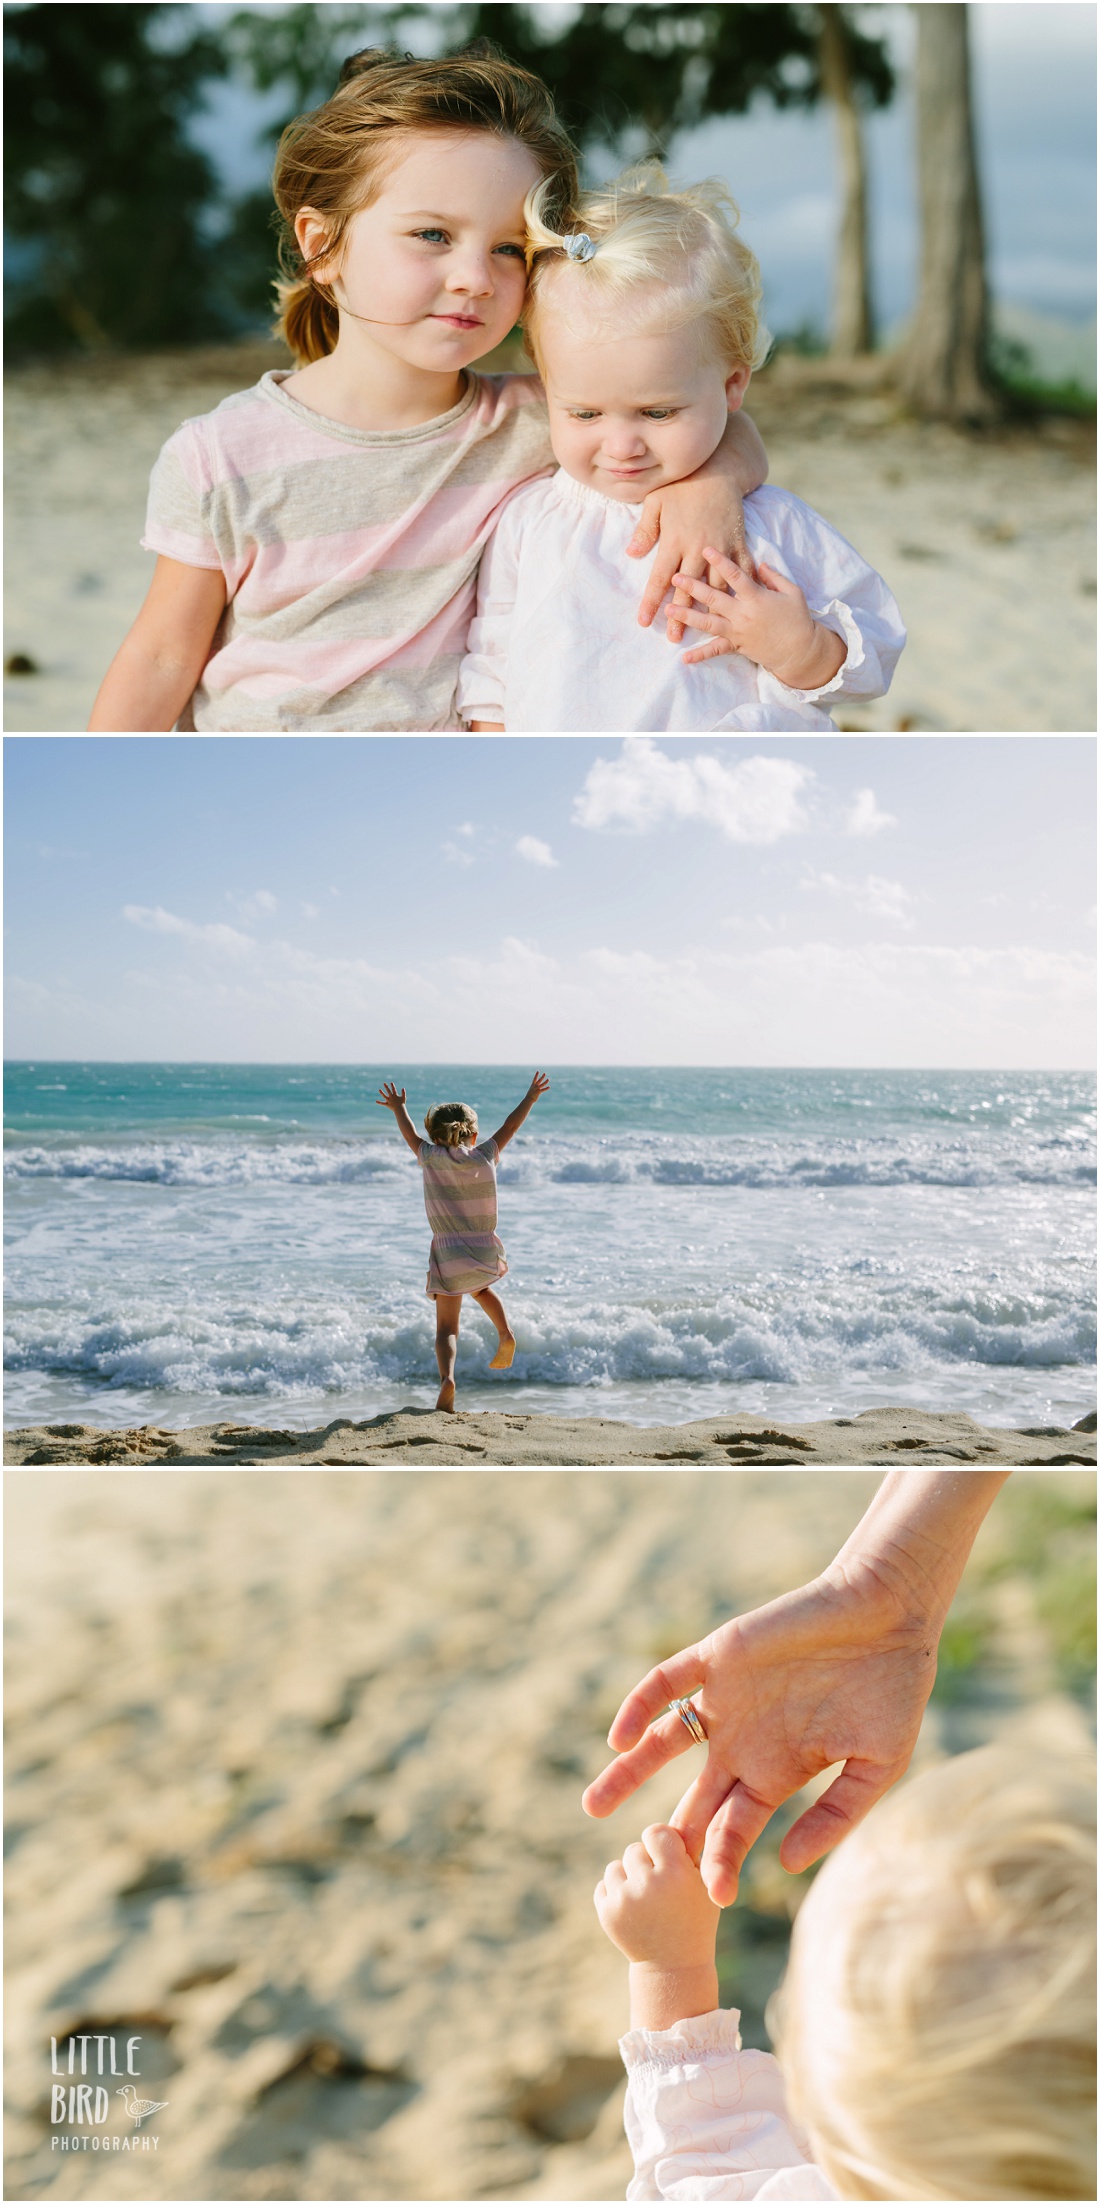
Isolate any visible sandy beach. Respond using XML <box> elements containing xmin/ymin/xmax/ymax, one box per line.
<box><xmin>3</xmin><ymin>342</ymin><xmax>1095</xmax><ymax>733</ymax></box>
<box><xmin>5</xmin><ymin>1468</ymin><xmax>1095</xmax><ymax>2202</ymax></box>
<box><xmin>6</xmin><ymin>1404</ymin><xmax>1096</xmax><ymax>1465</ymax></box>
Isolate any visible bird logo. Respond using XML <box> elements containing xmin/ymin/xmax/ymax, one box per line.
<box><xmin>116</xmin><ymin>2083</ymin><xmax>169</xmax><ymax>2128</ymax></box>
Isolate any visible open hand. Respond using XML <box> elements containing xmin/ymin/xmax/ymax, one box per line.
<box><xmin>583</xmin><ymin>1570</ymin><xmax>936</xmax><ymax>1906</ymax></box>
<box><xmin>595</xmin><ymin>1824</ymin><xmax>720</xmax><ymax>1966</ymax></box>
<box><xmin>672</xmin><ymin>546</ymin><xmax>844</xmax><ymax>689</ymax></box>
<box><xmin>526</xmin><ymin>1072</ymin><xmax>551</xmax><ymax>1103</ymax></box>
<box><xmin>376</xmin><ymin>1082</ymin><xmax>407</xmax><ymax>1110</ymax></box>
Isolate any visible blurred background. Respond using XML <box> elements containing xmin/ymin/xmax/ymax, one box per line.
<box><xmin>3</xmin><ymin>1</ymin><xmax>1096</xmax><ymax>731</ymax></box>
<box><xmin>5</xmin><ymin>1468</ymin><xmax>1096</xmax><ymax>2202</ymax></box>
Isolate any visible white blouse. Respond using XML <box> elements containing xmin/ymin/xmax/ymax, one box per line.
<box><xmin>620</xmin><ymin>2008</ymin><xmax>838</xmax><ymax>2202</ymax></box>
<box><xmin>455</xmin><ymin>473</ymin><xmax>906</xmax><ymax>732</ymax></box>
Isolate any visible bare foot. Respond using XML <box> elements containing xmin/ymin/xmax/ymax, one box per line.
<box><xmin>436</xmin><ymin>1378</ymin><xmax>456</xmax><ymax>1412</ymax></box>
<box><xmin>488</xmin><ymin>1335</ymin><xmax>516</xmax><ymax>1371</ymax></box>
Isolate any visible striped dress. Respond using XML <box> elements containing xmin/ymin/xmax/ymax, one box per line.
<box><xmin>418</xmin><ymin>1138</ymin><xmax>508</xmax><ymax>1298</ymax></box>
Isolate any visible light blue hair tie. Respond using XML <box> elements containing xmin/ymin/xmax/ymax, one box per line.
<box><xmin>563</xmin><ymin>231</ymin><xmax>597</xmax><ymax>263</ymax></box>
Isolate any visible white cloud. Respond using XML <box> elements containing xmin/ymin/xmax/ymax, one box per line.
<box><xmin>799</xmin><ymin>870</ymin><xmax>917</xmax><ymax>928</ymax></box>
<box><xmin>574</xmin><ymin>738</ymin><xmax>812</xmax><ymax>843</ymax></box>
<box><xmin>300</xmin><ymin>901</ymin><xmax>320</xmax><ymax>920</ymax></box>
<box><xmin>516</xmin><ymin>835</ymin><xmax>558</xmax><ymax>868</ymax></box>
<box><xmin>51</xmin><ymin>927</ymin><xmax>1089</xmax><ymax>1067</ymax></box>
<box><xmin>443</xmin><ymin>840</ymin><xmax>476</xmax><ymax>867</ymax></box>
<box><xmin>122</xmin><ymin>905</ymin><xmax>255</xmax><ymax>957</ymax></box>
<box><xmin>226</xmin><ymin>888</ymin><xmax>277</xmax><ymax>923</ymax></box>
<box><xmin>845</xmin><ymin>788</ymin><xmax>897</xmax><ymax>837</ymax></box>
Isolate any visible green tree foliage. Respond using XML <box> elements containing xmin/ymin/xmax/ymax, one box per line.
<box><xmin>4</xmin><ymin>2</ymin><xmax>230</xmax><ymax>354</ymax></box>
<box><xmin>225</xmin><ymin>4</ymin><xmax>893</xmax><ymax>333</ymax></box>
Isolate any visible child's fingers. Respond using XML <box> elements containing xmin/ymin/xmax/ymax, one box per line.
<box><xmin>641</xmin><ymin>1823</ymin><xmax>690</xmax><ymax>1868</ymax></box>
<box><xmin>681</xmin><ymin>638</ymin><xmax>735</xmax><ymax>665</ymax></box>
<box><xmin>755</xmin><ymin>561</ymin><xmax>800</xmax><ymax>596</ymax></box>
<box><xmin>675</xmin><ymin>605</ymin><xmax>735</xmax><ymax>638</ymax></box>
<box><xmin>622</xmin><ymin>1839</ymin><xmax>653</xmax><ymax>1876</ymax></box>
<box><xmin>701</xmin><ymin>543</ymin><xmax>755</xmax><ymax>591</ymax></box>
<box><xmin>602</xmin><ymin>1857</ymin><xmax>627</xmax><ymax>1887</ymax></box>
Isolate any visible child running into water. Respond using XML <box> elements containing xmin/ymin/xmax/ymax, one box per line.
<box><xmin>459</xmin><ymin>167</ymin><xmax>906</xmax><ymax>732</ymax></box>
<box><xmin>596</xmin><ymin>1745</ymin><xmax>1095</xmax><ymax>2200</ymax></box>
<box><xmin>89</xmin><ymin>46</ymin><xmax>767</xmax><ymax>732</ymax></box>
<box><xmin>377</xmin><ymin>1073</ymin><xmax>549</xmax><ymax>1412</ymax></box>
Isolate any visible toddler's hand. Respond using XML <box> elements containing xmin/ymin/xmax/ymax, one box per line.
<box><xmin>671</xmin><ymin>547</ymin><xmax>846</xmax><ymax>690</ymax></box>
<box><xmin>376</xmin><ymin>1082</ymin><xmax>407</xmax><ymax>1110</ymax></box>
<box><xmin>595</xmin><ymin>1824</ymin><xmax>720</xmax><ymax>1967</ymax></box>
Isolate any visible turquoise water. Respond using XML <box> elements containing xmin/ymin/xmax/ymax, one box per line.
<box><xmin>5</xmin><ymin>1063</ymin><xmax>1095</xmax><ymax>1430</ymax></box>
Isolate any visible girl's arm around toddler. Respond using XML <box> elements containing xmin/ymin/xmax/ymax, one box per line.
<box><xmin>490</xmin><ymin>1071</ymin><xmax>550</xmax><ymax>1152</ymax></box>
<box><xmin>597</xmin><ymin>1827</ymin><xmax>828</xmax><ymax>2201</ymax></box>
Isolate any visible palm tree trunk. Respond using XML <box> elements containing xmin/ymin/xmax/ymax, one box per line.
<box><xmin>818</xmin><ymin>6</ymin><xmax>872</xmax><ymax>357</ymax></box>
<box><xmin>899</xmin><ymin>2</ymin><xmax>996</xmax><ymax>420</ymax></box>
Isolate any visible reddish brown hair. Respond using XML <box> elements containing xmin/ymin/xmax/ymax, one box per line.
<box><xmin>272</xmin><ymin>42</ymin><xmax>578</xmax><ymax>364</ymax></box>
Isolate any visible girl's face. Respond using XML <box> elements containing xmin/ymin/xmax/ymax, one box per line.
<box><xmin>538</xmin><ymin>294</ymin><xmax>751</xmax><ymax>500</ymax></box>
<box><xmin>299</xmin><ymin>129</ymin><xmax>541</xmax><ymax>373</ymax></box>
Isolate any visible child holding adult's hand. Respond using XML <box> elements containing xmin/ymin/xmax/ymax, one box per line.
<box><xmin>672</xmin><ymin>546</ymin><xmax>848</xmax><ymax>689</ymax></box>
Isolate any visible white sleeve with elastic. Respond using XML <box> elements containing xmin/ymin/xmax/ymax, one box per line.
<box><xmin>746</xmin><ymin>489</ymin><xmax>907</xmax><ymax>711</ymax></box>
<box><xmin>619</xmin><ymin>2009</ymin><xmax>832</xmax><ymax>2201</ymax></box>
<box><xmin>454</xmin><ymin>500</ymin><xmax>525</xmax><ymax>728</ymax></box>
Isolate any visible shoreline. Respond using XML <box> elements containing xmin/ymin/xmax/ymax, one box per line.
<box><xmin>6</xmin><ymin>1404</ymin><xmax>1096</xmax><ymax>1466</ymax></box>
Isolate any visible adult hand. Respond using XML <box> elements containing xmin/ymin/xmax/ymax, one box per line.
<box><xmin>582</xmin><ymin>1472</ymin><xmax>1010</xmax><ymax>1905</ymax></box>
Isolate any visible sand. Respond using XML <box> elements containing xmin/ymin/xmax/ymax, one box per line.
<box><xmin>4</xmin><ymin>342</ymin><xmax>1094</xmax><ymax>733</ymax></box>
<box><xmin>5</xmin><ymin>1404</ymin><xmax>1096</xmax><ymax>1465</ymax></box>
<box><xmin>5</xmin><ymin>1468</ymin><xmax>1095</xmax><ymax>2202</ymax></box>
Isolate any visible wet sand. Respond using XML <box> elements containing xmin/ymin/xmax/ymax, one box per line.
<box><xmin>6</xmin><ymin>1404</ymin><xmax>1096</xmax><ymax>1465</ymax></box>
<box><xmin>4</xmin><ymin>342</ymin><xmax>1095</xmax><ymax>733</ymax></box>
<box><xmin>5</xmin><ymin>1468</ymin><xmax>1095</xmax><ymax>2201</ymax></box>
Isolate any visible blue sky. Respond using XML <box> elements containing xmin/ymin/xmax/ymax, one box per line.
<box><xmin>188</xmin><ymin>1</ymin><xmax>1097</xmax><ymax>341</ymax></box>
<box><xmin>5</xmin><ymin>735</ymin><xmax>1095</xmax><ymax>1066</ymax></box>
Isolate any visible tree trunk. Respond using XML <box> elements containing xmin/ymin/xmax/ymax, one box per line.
<box><xmin>818</xmin><ymin>6</ymin><xmax>872</xmax><ymax>357</ymax></box>
<box><xmin>899</xmin><ymin>3</ymin><xmax>996</xmax><ymax>420</ymax></box>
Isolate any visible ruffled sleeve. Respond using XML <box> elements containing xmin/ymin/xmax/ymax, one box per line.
<box><xmin>619</xmin><ymin>2008</ymin><xmax>825</xmax><ymax>2201</ymax></box>
<box><xmin>744</xmin><ymin>486</ymin><xmax>907</xmax><ymax>711</ymax></box>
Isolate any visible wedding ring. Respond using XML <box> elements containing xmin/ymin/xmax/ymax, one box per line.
<box><xmin>672</xmin><ymin>1697</ymin><xmax>707</xmax><ymax>1745</ymax></box>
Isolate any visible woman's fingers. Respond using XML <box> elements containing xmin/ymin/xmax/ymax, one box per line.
<box><xmin>779</xmin><ymin>1758</ymin><xmax>899</xmax><ymax>1874</ymax></box>
<box><xmin>582</xmin><ymin>1706</ymin><xmax>699</xmax><ymax>1820</ymax></box>
<box><xmin>606</xmin><ymin>1652</ymin><xmax>708</xmax><ymax>1752</ymax></box>
<box><xmin>668</xmin><ymin>1755</ymin><xmax>742</xmax><ymax>1861</ymax></box>
<box><xmin>698</xmin><ymin>1781</ymin><xmax>776</xmax><ymax>1907</ymax></box>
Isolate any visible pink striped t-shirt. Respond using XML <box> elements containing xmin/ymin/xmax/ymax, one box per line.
<box><xmin>141</xmin><ymin>368</ymin><xmax>554</xmax><ymax>732</ymax></box>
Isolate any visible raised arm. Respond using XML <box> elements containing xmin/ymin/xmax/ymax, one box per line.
<box><xmin>583</xmin><ymin>1470</ymin><xmax>1011</xmax><ymax>1905</ymax></box>
<box><xmin>376</xmin><ymin>1081</ymin><xmax>422</xmax><ymax>1156</ymax></box>
<box><xmin>490</xmin><ymin>1071</ymin><xmax>550</xmax><ymax>1153</ymax></box>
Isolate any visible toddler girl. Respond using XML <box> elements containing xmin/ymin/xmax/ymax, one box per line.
<box><xmin>459</xmin><ymin>166</ymin><xmax>906</xmax><ymax>732</ymax></box>
<box><xmin>377</xmin><ymin>1072</ymin><xmax>549</xmax><ymax>1412</ymax></box>
<box><xmin>89</xmin><ymin>47</ymin><xmax>765</xmax><ymax>733</ymax></box>
<box><xmin>597</xmin><ymin>1745</ymin><xmax>1095</xmax><ymax>2199</ymax></box>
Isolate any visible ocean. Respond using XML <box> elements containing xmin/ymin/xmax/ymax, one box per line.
<box><xmin>4</xmin><ymin>1063</ymin><xmax>1095</xmax><ymax>1432</ymax></box>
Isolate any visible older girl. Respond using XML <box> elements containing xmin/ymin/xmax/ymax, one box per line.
<box><xmin>460</xmin><ymin>166</ymin><xmax>905</xmax><ymax>732</ymax></box>
<box><xmin>377</xmin><ymin>1072</ymin><xmax>548</xmax><ymax>1412</ymax></box>
<box><xmin>89</xmin><ymin>47</ymin><xmax>766</xmax><ymax>733</ymax></box>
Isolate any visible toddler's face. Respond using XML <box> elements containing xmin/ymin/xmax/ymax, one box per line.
<box><xmin>537</xmin><ymin>298</ymin><xmax>750</xmax><ymax>500</ymax></box>
<box><xmin>300</xmin><ymin>129</ymin><xmax>538</xmax><ymax>372</ymax></box>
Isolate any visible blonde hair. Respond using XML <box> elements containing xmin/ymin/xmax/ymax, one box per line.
<box><xmin>770</xmin><ymin>1746</ymin><xmax>1096</xmax><ymax>2201</ymax></box>
<box><xmin>424</xmin><ymin>1102</ymin><xmax>479</xmax><ymax>1148</ymax></box>
<box><xmin>272</xmin><ymin>43</ymin><xmax>578</xmax><ymax>364</ymax></box>
<box><xmin>522</xmin><ymin>162</ymin><xmax>770</xmax><ymax>377</ymax></box>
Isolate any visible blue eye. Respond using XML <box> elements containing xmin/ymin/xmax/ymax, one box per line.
<box><xmin>414</xmin><ymin>228</ymin><xmax>448</xmax><ymax>244</ymax></box>
<box><xmin>495</xmin><ymin>242</ymin><xmax>526</xmax><ymax>260</ymax></box>
<box><xmin>642</xmin><ymin>409</ymin><xmax>676</xmax><ymax>420</ymax></box>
